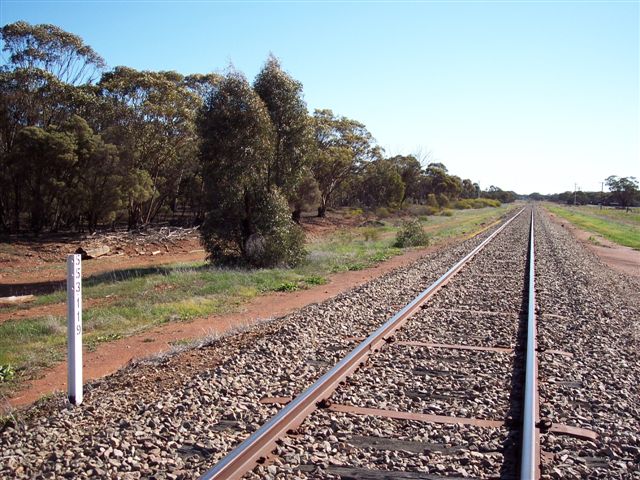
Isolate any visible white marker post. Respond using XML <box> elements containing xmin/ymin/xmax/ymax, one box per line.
<box><xmin>67</xmin><ymin>254</ymin><xmax>83</xmax><ymax>405</ymax></box>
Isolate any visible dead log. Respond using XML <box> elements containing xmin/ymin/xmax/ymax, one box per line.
<box><xmin>0</xmin><ymin>295</ymin><xmax>35</xmax><ymax>305</ymax></box>
<box><xmin>75</xmin><ymin>245</ymin><xmax>110</xmax><ymax>259</ymax></box>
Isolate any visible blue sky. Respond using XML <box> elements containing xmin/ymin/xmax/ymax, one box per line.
<box><xmin>1</xmin><ymin>0</ymin><xmax>638</xmax><ymax>194</ymax></box>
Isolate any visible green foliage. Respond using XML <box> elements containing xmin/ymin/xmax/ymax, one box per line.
<box><xmin>254</xmin><ymin>55</ymin><xmax>312</xmax><ymax>200</ymax></box>
<box><xmin>426</xmin><ymin>193</ymin><xmax>438</xmax><ymax>208</ymax></box>
<box><xmin>436</xmin><ymin>193</ymin><xmax>450</xmax><ymax>208</ymax></box>
<box><xmin>483</xmin><ymin>186</ymin><xmax>517</xmax><ymax>203</ymax></box>
<box><xmin>198</xmin><ymin>70</ymin><xmax>277</xmax><ymax>263</ymax></box>
<box><xmin>198</xmin><ymin>77</ymin><xmax>307</xmax><ymax>267</ymax></box>
<box><xmin>290</xmin><ymin>171</ymin><xmax>321</xmax><ymax>220</ymax></box>
<box><xmin>275</xmin><ymin>281</ymin><xmax>299</xmax><ymax>292</ymax></box>
<box><xmin>99</xmin><ymin>67</ymin><xmax>201</xmax><ymax>227</ymax></box>
<box><xmin>606</xmin><ymin>176</ymin><xmax>639</xmax><ymax>207</ymax></box>
<box><xmin>0</xmin><ymin>364</ymin><xmax>16</xmax><ymax>382</ymax></box>
<box><xmin>459</xmin><ymin>178</ymin><xmax>476</xmax><ymax>199</ymax></box>
<box><xmin>1</xmin><ymin>21</ymin><xmax>105</xmax><ymax>84</ymax></box>
<box><xmin>303</xmin><ymin>275</ymin><xmax>326</xmax><ymax>285</ymax></box>
<box><xmin>10</xmin><ymin>124</ymin><xmax>76</xmax><ymax>232</ymax></box>
<box><xmin>361</xmin><ymin>227</ymin><xmax>381</xmax><ymax>241</ymax></box>
<box><xmin>453</xmin><ymin>198</ymin><xmax>501</xmax><ymax>209</ymax></box>
<box><xmin>394</xmin><ymin>219</ymin><xmax>430</xmax><ymax>247</ymax></box>
<box><xmin>424</xmin><ymin>163</ymin><xmax>461</xmax><ymax>201</ymax></box>
<box><xmin>243</xmin><ymin>190</ymin><xmax>307</xmax><ymax>267</ymax></box>
<box><xmin>375</xmin><ymin>206</ymin><xmax>391</xmax><ymax>218</ymax></box>
<box><xmin>359</xmin><ymin>159</ymin><xmax>405</xmax><ymax>208</ymax></box>
<box><xmin>441</xmin><ymin>209</ymin><xmax>454</xmax><ymax>217</ymax></box>
<box><xmin>388</xmin><ymin>154</ymin><xmax>422</xmax><ymax>205</ymax></box>
<box><xmin>311</xmin><ymin>109</ymin><xmax>379</xmax><ymax>217</ymax></box>
<box><xmin>1</xmin><ymin>20</ymin><xmax>502</xmax><ymax>237</ymax></box>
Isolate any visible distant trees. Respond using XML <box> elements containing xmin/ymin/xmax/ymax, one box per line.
<box><xmin>529</xmin><ymin>178</ymin><xmax>639</xmax><ymax>207</ymax></box>
<box><xmin>606</xmin><ymin>176</ymin><xmax>639</xmax><ymax>208</ymax></box>
<box><xmin>311</xmin><ymin>109</ymin><xmax>379</xmax><ymax>217</ymax></box>
<box><xmin>358</xmin><ymin>159</ymin><xmax>405</xmax><ymax>208</ymax></box>
<box><xmin>483</xmin><ymin>186</ymin><xmax>517</xmax><ymax>204</ymax></box>
<box><xmin>388</xmin><ymin>155</ymin><xmax>421</xmax><ymax>206</ymax></box>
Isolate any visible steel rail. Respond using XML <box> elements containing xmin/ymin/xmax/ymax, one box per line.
<box><xmin>520</xmin><ymin>208</ymin><xmax>539</xmax><ymax>479</ymax></box>
<box><xmin>200</xmin><ymin>207</ymin><xmax>526</xmax><ymax>480</ymax></box>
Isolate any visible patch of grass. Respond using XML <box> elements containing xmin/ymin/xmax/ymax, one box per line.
<box><xmin>303</xmin><ymin>275</ymin><xmax>326</xmax><ymax>286</ymax></box>
<box><xmin>361</xmin><ymin>227</ymin><xmax>381</xmax><ymax>242</ymax></box>
<box><xmin>587</xmin><ymin>235</ymin><xmax>604</xmax><ymax>247</ymax></box>
<box><xmin>275</xmin><ymin>281</ymin><xmax>300</xmax><ymax>292</ymax></box>
<box><xmin>86</xmin><ymin>332</ymin><xmax>123</xmax><ymax>351</ymax></box>
<box><xmin>545</xmin><ymin>204</ymin><xmax>640</xmax><ymax>249</ymax></box>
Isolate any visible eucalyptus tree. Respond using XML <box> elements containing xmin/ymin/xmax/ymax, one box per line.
<box><xmin>359</xmin><ymin>159</ymin><xmax>405</xmax><ymax>208</ymax></box>
<box><xmin>0</xmin><ymin>21</ymin><xmax>106</xmax><ymax>231</ymax></box>
<box><xmin>388</xmin><ymin>154</ymin><xmax>422</xmax><ymax>206</ymax></box>
<box><xmin>1</xmin><ymin>21</ymin><xmax>105</xmax><ymax>85</ymax></box>
<box><xmin>9</xmin><ymin>125</ymin><xmax>76</xmax><ymax>232</ymax></box>
<box><xmin>254</xmin><ymin>56</ymin><xmax>312</xmax><ymax>221</ymax></box>
<box><xmin>424</xmin><ymin>163</ymin><xmax>461</xmax><ymax>198</ymax></box>
<box><xmin>460</xmin><ymin>178</ymin><xmax>480</xmax><ymax>199</ymax></box>
<box><xmin>606</xmin><ymin>176</ymin><xmax>639</xmax><ymax>207</ymax></box>
<box><xmin>184</xmin><ymin>73</ymin><xmax>223</xmax><ymax>104</ymax></box>
<box><xmin>58</xmin><ymin>116</ymin><xmax>124</xmax><ymax>231</ymax></box>
<box><xmin>311</xmin><ymin>109</ymin><xmax>379</xmax><ymax>217</ymax></box>
<box><xmin>198</xmin><ymin>70</ymin><xmax>304</xmax><ymax>266</ymax></box>
<box><xmin>98</xmin><ymin>67</ymin><xmax>200</xmax><ymax>227</ymax></box>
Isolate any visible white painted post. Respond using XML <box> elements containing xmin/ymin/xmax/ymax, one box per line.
<box><xmin>67</xmin><ymin>254</ymin><xmax>83</xmax><ymax>405</ymax></box>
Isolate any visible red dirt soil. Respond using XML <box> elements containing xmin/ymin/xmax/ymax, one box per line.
<box><xmin>546</xmin><ymin>211</ymin><xmax>640</xmax><ymax>278</ymax></box>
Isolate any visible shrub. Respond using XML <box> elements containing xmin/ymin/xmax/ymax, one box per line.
<box><xmin>426</xmin><ymin>193</ymin><xmax>438</xmax><ymax>208</ymax></box>
<box><xmin>394</xmin><ymin>219</ymin><xmax>430</xmax><ymax>248</ymax></box>
<box><xmin>275</xmin><ymin>281</ymin><xmax>299</xmax><ymax>292</ymax></box>
<box><xmin>440</xmin><ymin>209</ymin><xmax>454</xmax><ymax>217</ymax></box>
<box><xmin>244</xmin><ymin>190</ymin><xmax>306</xmax><ymax>267</ymax></box>
<box><xmin>346</xmin><ymin>207</ymin><xmax>364</xmax><ymax>217</ymax></box>
<box><xmin>375</xmin><ymin>206</ymin><xmax>391</xmax><ymax>218</ymax></box>
<box><xmin>436</xmin><ymin>193</ymin><xmax>450</xmax><ymax>208</ymax></box>
<box><xmin>453</xmin><ymin>198</ymin><xmax>501</xmax><ymax>209</ymax></box>
<box><xmin>0</xmin><ymin>364</ymin><xmax>16</xmax><ymax>382</ymax></box>
<box><xmin>303</xmin><ymin>275</ymin><xmax>326</xmax><ymax>285</ymax></box>
<box><xmin>454</xmin><ymin>199</ymin><xmax>473</xmax><ymax>209</ymax></box>
<box><xmin>361</xmin><ymin>227</ymin><xmax>381</xmax><ymax>242</ymax></box>
<box><xmin>408</xmin><ymin>204</ymin><xmax>438</xmax><ymax>216</ymax></box>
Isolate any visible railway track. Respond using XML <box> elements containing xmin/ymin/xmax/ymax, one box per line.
<box><xmin>201</xmin><ymin>207</ymin><xmax>597</xmax><ymax>479</ymax></box>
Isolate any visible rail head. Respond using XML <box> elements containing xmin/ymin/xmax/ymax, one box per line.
<box><xmin>200</xmin><ymin>207</ymin><xmax>527</xmax><ymax>480</ymax></box>
<box><xmin>520</xmin><ymin>208</ymin><xmax>539</xmax><ymax>479</ymax></box>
